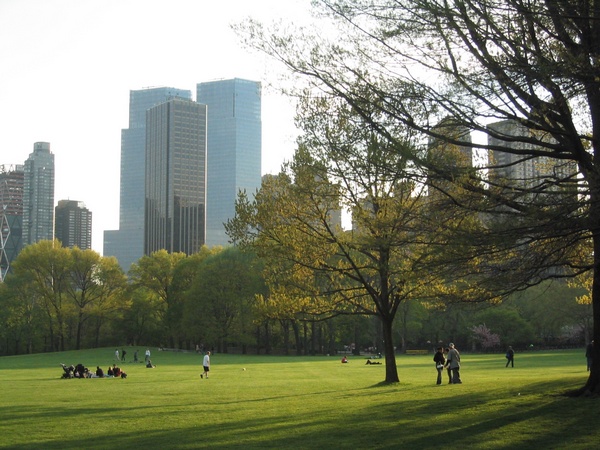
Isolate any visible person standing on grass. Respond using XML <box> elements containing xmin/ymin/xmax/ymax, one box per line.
<box><xmin>145</xmin><ymin>348</ymin><xmax>151</xmax><ymax>363</ymax></box>
<box><xmin>114</xmin><ymin>348</ymin><xmax>120</xmax><ymax>361</ymax></box>
<box><xmin>586</xmin><ymin>341</ymin><xmax>594</xmax><ymax>371</ymax></box>
<box><xmin>505</xmin><ymin>346</ymin><xmax>515</xmax><ymax>368</ymax></box>
<box><xmin>121</xmin><ymin>348</ymin><xmax>127</xmax><ymax>362</ymax></box>
<box><xmin>445</xmin><ymin>343</ymin><xmax>462</xmax><ymax>384</ymax></box>
<box><xmin>433</xmin><ymin>347</ymin><xmax>445</xmax><ymax>385</ymax></box>
<box><xmin>444</xmin><ymin>348</ymin><xmax>452</xmax><ymax>384</ymax></box>
<box><xmin>201</xmin><ymin>351</ymin><xmax>211</xmax><ymax>379</ymax></box>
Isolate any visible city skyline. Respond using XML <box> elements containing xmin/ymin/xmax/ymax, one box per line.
<box><xmin>0</xmin><ymin>0</ymin><xmax>314</xmax><ymax>254</ymax></box>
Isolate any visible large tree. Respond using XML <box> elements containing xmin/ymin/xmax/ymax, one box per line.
<box><xmin>227</xmin><ymin>98</ymin><xmax>473</xmax><ymax>382</ymax></box>
<box><xmin>65</xmin><ymin>248</ymin><xmax>127</xmax><ymax>349</ymax></box>
<box><xmin>239</xmin><ymin>0</ymin><xmax>600</xmax><ymax>394</ymax></box>
<box><xmin>183</xmin><ymin>247</ymin><xmax>265</xmax><ymax>353</ymax></box>
<box><xmin>128</xmin><ymin>250</ymin><xmax>187</xmax><ymax>348</ymax></box>
<box><xmin>11</xmin><ymin>240</ymin><xmax>71</xmax><ymax>351</ymax></box>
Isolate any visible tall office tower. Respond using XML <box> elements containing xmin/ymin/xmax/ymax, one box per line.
<box><xmin>55</xmin><ymin>200</ymin><xmax>92</xmax><ymax>250</ymax></box>
<box><xmin>104</xmin><ymin>87</ymin><xmax>192</xmax><ymax>271</ymax></box>
<box><xmin>23</xmin><ymin>142</ymin><xmax>55</xmax><ymax>245</ymax></box>
<box><xmin>0</xmin><ymin>164</ymin><xmax>24</xmax><ymax>281</ymax></box>
<box><xmin>144</xmin><ymin>97</ymin><xmax>207</xmax><ymax>255</ymax></box>
<box><xmin>197</xmin><ymin>78</ymin><xmax>262</xmax><ymax>247</ymax></box>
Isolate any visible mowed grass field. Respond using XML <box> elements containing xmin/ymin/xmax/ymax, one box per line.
<box><xmin>0</xmin><ymin>348</ymin><xmax>596</xmax><ymax>449</ymax></box>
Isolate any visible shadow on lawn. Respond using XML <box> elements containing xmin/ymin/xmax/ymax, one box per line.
<box><xmin>3</xmin><ymin>380</ymin><xmax>595</xmax><ymax>450</ymax></box>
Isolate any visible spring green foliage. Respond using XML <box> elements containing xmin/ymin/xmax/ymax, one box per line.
<box><xmin>236</xmin><ymin>0</ymin><xmax>600</xmax><ymax>394</ymax></box>
<box><xmin>183</xmin><ymin>247</ymin><xmax>267</xmax><ymax>352</ymax></box>
<box><xmin>7</xmin><ymin>240</ymin><xmax>127</xmax><ymax>352</ymax></box>
<box><xmin>0</xmin><ymin>349</ymin><xmax>597</xmax><ymax>449</ymax></box>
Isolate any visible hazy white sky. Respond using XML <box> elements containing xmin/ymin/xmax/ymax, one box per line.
<box><xmin>0</xmin><ymin>0</ymin><xmax>313</xmax><ymax>254</ymax></box>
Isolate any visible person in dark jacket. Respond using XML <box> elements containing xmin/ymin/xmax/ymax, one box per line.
<box><xmin>586</xmin><ymin>341</ymin><xmax>594</xmax><ymax>371</ymax></box>
<box><xmin>433</xmin><ymin>347</ymin><xmax>445</xmax><ymax>385</ymax></box>
<box><xmin>505</xmin><ymin>346</ymin><xmax>515</xmax><ymax>368</ymax></box>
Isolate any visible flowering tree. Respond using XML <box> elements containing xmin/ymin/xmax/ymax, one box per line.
<box><xmin>471</xmin><ymin>324</ymin><xmax>501</xmax><ymax>351</ymax></box>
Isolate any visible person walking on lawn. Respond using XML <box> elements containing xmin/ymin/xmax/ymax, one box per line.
<box><xmin>201</xmin><ymin>351</ymin><xmax>211</xmax><ymax>379</ymax></box>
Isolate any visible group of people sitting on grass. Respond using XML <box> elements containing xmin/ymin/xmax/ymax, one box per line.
<box><xmin>61</xmin><ymin>363</ymin><xmax>88</xmax><ymax>378</ymax></box>
<box><xmin>106</xmin><ymin>364</ymin><xmax>127</xmax><ymax>378</ymax></box>
<box><xmin>61</xmin><ymin>363</ymin><xmax>127</xmax><ymax>378</ymax></box>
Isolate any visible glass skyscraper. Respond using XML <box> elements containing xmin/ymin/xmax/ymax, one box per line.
<box><xmin>197</xmin><ymin>79</ymin><xmax>262</xmax><ymax>247</ymax></box>
<box><xmin>104</xmin><ymin>87</ymin><xmax>191</xmax><ymax>271</ymax></box>
<box><xmin>144</xmin><ymin>98</ymin><xmax>207</xmax><ymax>255</ymax></box>
<box><xmin>23</xmin><ymin>142</ymin><xmax>54</xmax><ymax>245</ymax></box>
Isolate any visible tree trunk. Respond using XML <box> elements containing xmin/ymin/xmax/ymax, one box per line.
<box><xmin>353</xmin><ymin>323</ymin><xmax>361</xmax><ymax>355</ymax></box>
<box><xmin>569</xmin><ymin>189</ymin><xmax>600</xmax><ymax>396</ymax></box>
<box><xmin>303</xmin><ymin>322</ymin><xmax>309</xmax><ymax>356</ymax></box>
<box><xmin>327</xmin><ymin>320</ymin><xmax>336</xmax><ymax>355</ymax></box>
<box><xmin>264</xmin><ymin>322</ymin><xmax>271</xmax><ymax>355</ymax></box>
<box><xmin>381</xmin><ymin>315</ymin><xmax>400</xmax><ymax>383</ymax></box>
<box><xmin>76</xmin><ymin>311</ymin><xmax>84</xmax><ymax>350</ymax></box>
<box><xmin>281</xmin><ymin>320</ymin><xmax>290</xmax><ymax>355</ymax></box>
<box><xmin>292</xmin><ymin>320</ymin><xmax>302</xmax><ymax>355</ymax></box>
<box><xmin>255</xmin><ymin>325</ymin><xmax>261</xmax><ymax>354</ymax></box>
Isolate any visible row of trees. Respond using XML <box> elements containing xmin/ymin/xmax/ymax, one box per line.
<box><xmin>0</xmin><ymin>239</ymin><xmax>589</xmax><ymax>358</ymax></box>
<box><xmin>0</xmin><ymin>242</ymin><xmax>265</xmax><ymax>355</ymax></box>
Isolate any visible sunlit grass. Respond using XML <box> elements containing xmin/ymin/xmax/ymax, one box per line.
<box><xmin>0</xmin><ymin>348</ymin><xmax>596</xmax><ymax>449</ymax></box>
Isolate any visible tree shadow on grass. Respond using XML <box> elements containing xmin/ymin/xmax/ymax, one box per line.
<box><xmin>2</xmin><ymin>380</ymin><xmax>596</xmax><ymax>450</ymax></box>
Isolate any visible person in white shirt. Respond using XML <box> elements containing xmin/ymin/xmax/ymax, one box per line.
<box><xmin>201</xmin><ymin>351</ymin><xmax>211</xmax><ymax>379</ymax></box>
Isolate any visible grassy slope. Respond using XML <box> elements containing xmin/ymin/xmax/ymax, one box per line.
<box><xmin>0</xmin><ymin>348</ymin><xmax>595</xmax><ymax>449</ymax></box>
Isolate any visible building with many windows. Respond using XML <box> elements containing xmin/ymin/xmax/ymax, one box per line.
<box><xmin>55</xmin><ymin>200</ymin><xmax>92</xmax><ymax>250</ymax></box>
<box><xmin>23</xmin><ymin>142</ymin><xmax>54</xmax><ymax>245</ymax></box>
<box><xmin>487</xmin><ymin>119</ymin><xmax>577</xmax><ymax>191</ymax></box>
<box><xmin>144</xmin><ymin>97</ymin><xmax>207</xmax><ymax>255</ymax></box>
<box><xmin>197</xmin><ymin>78</ymin><xmax>262</xmax><ymax>247</ymax></box>
<box><xmin>0</xmin><ymin>164</ymin><xmax>24</xmax><ymax>281</ymax></box>
<box><xmin>104</xmin><ymin>87</ymin><xmax>192</xmax><ymax>271</ymax></box>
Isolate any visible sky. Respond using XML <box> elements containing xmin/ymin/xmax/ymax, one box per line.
<box><xmin>0</xmin><ymin>0</ymin><xmax>314</xmax><ymax>254</ymax></box>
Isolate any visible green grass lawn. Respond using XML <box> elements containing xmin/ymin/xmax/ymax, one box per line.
<box><xmin>0</xmin><ymin>348</ymin><xmax>596</xmax><ymax>449</ymax></box>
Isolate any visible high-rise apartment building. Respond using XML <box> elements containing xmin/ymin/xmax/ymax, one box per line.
<box><xmin>0</xmin><ymin>164</ymin><xmax>24</xmax><ymax>281</ymax></box>
<box><xmin>487</xmin><ymin>119</ymin><xmax>576</xmax><ymax>189</ymax></box>
<box><xmin>23</xmin><ymin>142</ymin><xmax>54</xmax><ymax>245</ymax></box>
<box><xmin>144</xmin><ymin>98</ymin><xmax>207</xmax><ymax>255</ymax></box>
<box><xmin>55</xmin><ymin>200</ymin><xmax>92</xmax><ymax>250</ymax></box>
<box><xmin>104</xmin><ymin>87</ymin><xmax>192</xmax><ymax>271</ymax></box>
<box><xmin>197</xmin><ymin>78</ymin><xmax>262</xmax><ymax>247</ymax></box>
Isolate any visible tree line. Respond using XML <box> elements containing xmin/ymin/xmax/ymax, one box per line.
<box><xmin>0</xmin><ymin>239</ymin><xmax>589</xmax><ymax>358</ymax></box>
